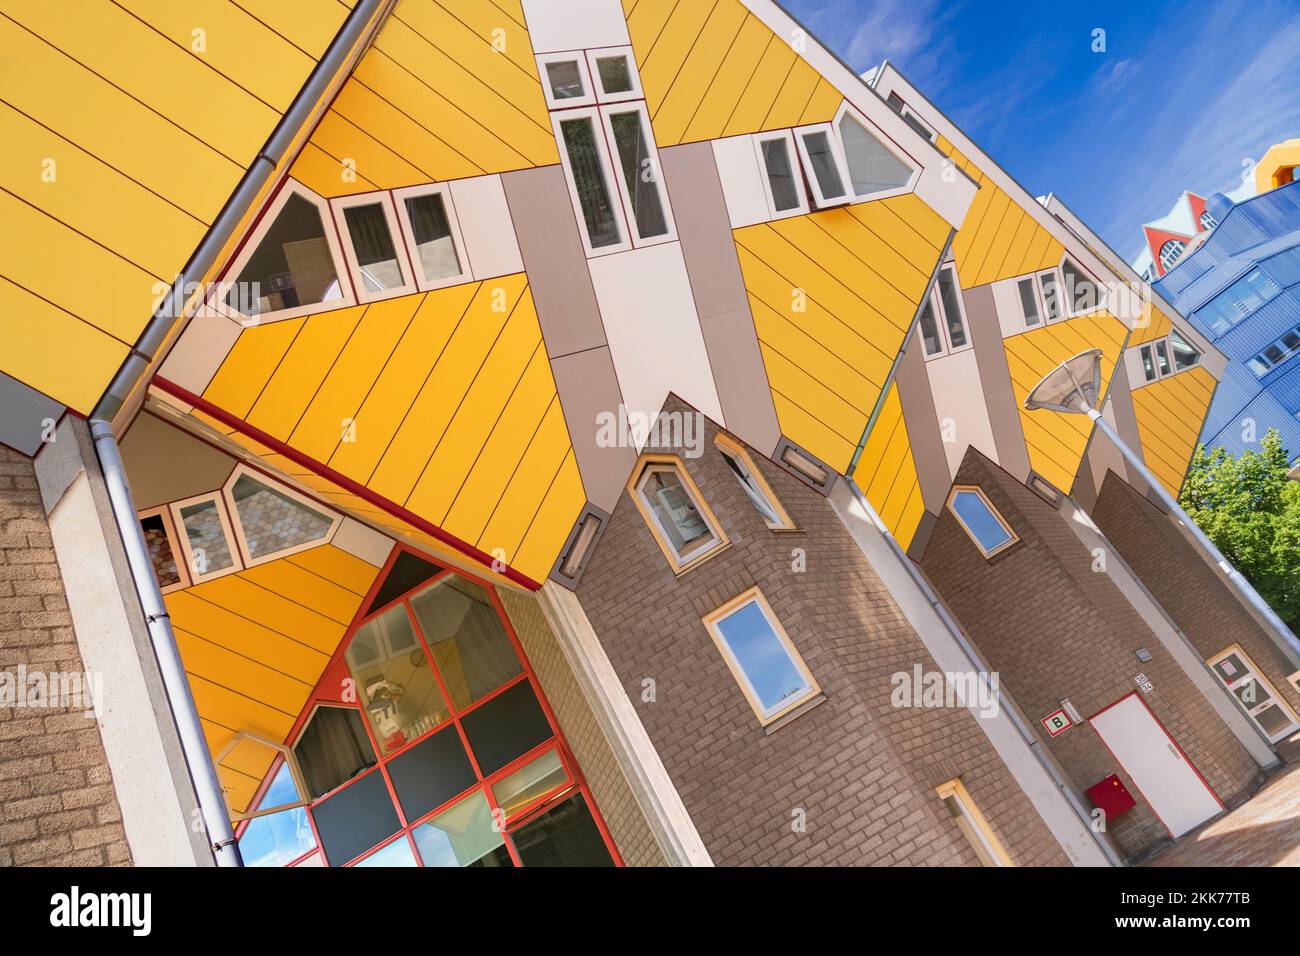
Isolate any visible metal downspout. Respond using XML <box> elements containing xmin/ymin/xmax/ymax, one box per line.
<box><xmin>843</xmin><ymin>476</ymin><xmax>1123</xmax><ymax>866</ymax></box>
<box><xmin>85</xmin><ymin>0</ymin><xmax>391</xmax><ymax>866</ymax></box>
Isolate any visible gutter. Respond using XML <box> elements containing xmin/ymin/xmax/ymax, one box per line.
<box><xmin>86</xmin><ymin>0</ymin><xmax>392</xmax><ymax>866</ymax></box>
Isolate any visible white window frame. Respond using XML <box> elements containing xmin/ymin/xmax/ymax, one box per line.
<box><xmin>918</xmin><ymin>263</ymin><xmax>973</xmax><ymax>360</ymax></box>
<box><xmin>391</xmin><ymin>183</ymin><xmax>473</xmax><ymax>291</ymax></box>
<box><xmin>946</xmin><ymin>485</ymin><xmax>1019</xmax><ymax>559</ymax></box>
<box><xmin>170</xmin><ymin>491</ymin><xmax>243</xmax><ymax>584</ymax></box>
<box><xmin>702</xmin><ymin>587</ymin><xmax>821</xmax><ymax>726</ymax></box>
<box><xmin>211</xmin><ymin>180</ymin><xmax>356</xmax><ymax>326</ymax></box>
<box><xmin>330</xmin><ymin>191</ymin><xmax>418</xmax><ymax>304</ymax></box>
<box><xmin>1058</xmin><ymin>254</ymin><xmax>1107</xmax><ymax>318</ymax></box>
<box><xmin>752</xmin><ymin>130</ymin><xmax>809</xmax><ymax>220</ymax></box>
<box><xmin>1015</xmin><ymin>275</ymin><xmax>1043</xmax><ymax>327</ymax></box>
<box><xmin>597</xmin><ymin>101</ymin><xmax>677</xmax><ymax>247</ymax></box>
<box><xmin>833</xmin><ymin>101</ymin><xmax>920</xmax><ymax>202</ymax></box>
<box><xmin>628</xmin><ymin>455</ymin><xmax>729</xmax><ymax>574</ymax></box>
<box><xmin>553</xmin><ymin>106</ymin><xmax>632</xmax><ymax>257</ymax></box>
<box><xmin>585</xmin><ymin>46</ymin><xmax>642</xmax><ymax>103</ymax></box>
<box><xmin>793</xmin><ymin>122</ymin><xmax>853</xmax><ymax>209</ymax></box>
<box><xmin>138</xmin><ymin>505</ymin><xmax>191</xmax><ymax>594</ymax></box>
<box><xmin>537</xmin><ymin>51</ymin><xmax>595</xmax><ymax>110</ymax></box>
<box><xmin>223</xmin><ymin>464</ymin><xmax>342</xmax><ymax>569</ymax></box>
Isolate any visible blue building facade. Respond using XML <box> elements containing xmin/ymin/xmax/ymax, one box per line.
<box><xmin>1155</xmin><ymin>181</ymin><xmax>1300</xmax><ymax>464</ymax></box>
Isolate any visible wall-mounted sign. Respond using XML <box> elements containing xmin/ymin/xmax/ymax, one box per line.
<box><xmin>1135</xmin><ymin>673</ymin><xmax>1153</xmax><ymax>693</ymax></box>
<box><xmin>1041</xmin><ymin>708</ymin><xmax>1073</xmax><ymax>737</ymax></box>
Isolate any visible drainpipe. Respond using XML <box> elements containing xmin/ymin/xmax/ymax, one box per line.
<box><xmin>85</xmin><ymin>0</ymin><xmax>391</xmax><ymax>866</ymax></box>
<box><xmin>843</xmin><ymin>477</ymin><xmax>1123</xmax><ymax>867</ymax></box>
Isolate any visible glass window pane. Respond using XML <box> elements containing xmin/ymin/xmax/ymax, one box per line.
<box><xmin>936</xmin><ymin>267</ymin><xmax>967</xmax><ymax>348</ymax></box>
<box><xmin>918</xmin><ymin>298</ymin><xmax>943</xmax><ymax>355</ymax></box>
<box><xmin>761</xmin><ymin>137</ymin><xmax>801</xmax><ymax>212</ymax></box>
<box><xmin>178</xmin><ymin>499</ymin><xmax>233</xmax><ymax>576</ymax></box>
<box><xmin>609</xmin><ymin>110</ymin><xmax>669</xmax><ymax>238</ymax></box>
<box><xmin>595</xmin><ymin>54</ymin><xmax>633</xmax><ymax>93</ymax></box>
<box><xmin>721</xmin><ymin>450</ymin><xmax>781</xmax><ymax>526</ymax></box>
<box><xmin>140</xmin><ymin>514</ymin><xmax>180</xmax><ymax>588</ymax></box>
<box><xmin>1234</xmin><ymin>677</ymin><xmax>1272</xmax><ymax>707</ymax></box>
<box><xmin>510</xmin><ymin>794</ymin><xmax>615</xmax><ymax>867</ymax></box>
<box><xmin>1255</xmin><ymin>703</ymin><xmax>1292</xmax><ymax>736</ymax></box>
<box><xmin>312</xmin><ymin>769</ymin><xmax>401</xmax><ymax>866</ymax></box>
<box><xmin>346</xmin><ymin>604</ymin><xmax>450</xmax><ymax>754</ymax></box>
<box><xmin>1039</xmin><ymin>272</ymin><xmax>1061</xmax><ymax>321</ymax></box>
<box><xmin>404</xmin><ymin>192</ymin><xmax>461</xmax><ymax>282</ymax></box>
<box><xmin>951</xmin><ymin>490</ymin><xmax>1013</xmax><ymax>554</ymax></box>
<box><xmin>230</xmin><ymin>474</ymin><xmax>333</xmax><ymax>559</ymax></box>
<box><xmin>226</xmin><ymin>193</ymin><xmax>344</xmax><ymax>316</ymax></box>
<box><xmin>411</xmin><ymin>791</ymin><xmax>506</xmax><ymax>867</ymax></box>
<box><xmin>638</xmin><ymin>467</ymin><xmax>717</xmax><ymax>558</ymax></box>
<box><xmin>342</xmin><ymin>202</ymin><xmax>404</xmax><ymax>293</ymax></box>
<box><xmin>355</xmin><ymin>837</ymin><xmax>418</xmax><ymax>867</ymax></box>
<box><xmin>1061</xmin><ymin>258</ymin><xmax>1102</xmax><ymax>314</ymax></box>
<box><xmin>544</xmin><ymin>59</ymin><xmax>585</xmax><ymax>100</ymax></box>
<box><xmin>460</xmin><ymin>680</ymin><xmax>553</xmax><ymax>776</ymax></box>
<box><xmin>714</xmin><ymin>601</ymin><xmax>811</xmax><ymax>716</ymax></box>
<box><xmin>492</xmin><ymin>749</ymin><xmax>568</xmax><ymax>817</ymax></box>
<box><xmin>837</xmin><ymin>113</ymin><xmax>912</xmax><ymax>196</ymax></box>
<box><xmin>1017</xmin><ymin>278</ymin><xmax>1040</xmax><ymax>326</ymax></box>
<box><xmin>385</xmin><ymin>724</ymin><xmax>476</xmax><ymax>824</ymax></box>
<box><xmin>800</xmin><ymin>131</ymin><xmax>847</xmax><ymax>201</ymax></box>
<box><xmin>1170</xmin><ymin>330</ymin><xmax>1200</xmax><ymax>370</ymax></box>
<box><xmin>1140</xmin><ymin>345</ymin><xmax>1157</xmax><ymax>382</ymax></box>
<box><xmin>238</xmin><ymin>806</ymin><xmax>315</xmax><ymax>867</ymax></box>
<box><xmin>1154</xmin><ymin>340</ymin><xmax>1171</xmax><ymax>376</ymax></box>
<box><xmin>409</xmin><ymin>577</ymin><xmax>522</xmax><ymax>710</ymax></box>
<box><xmin>293</xmin><ymin>705</ymin><xmax>376</xmax><ymax>799</ymax></box>
<box><xmin>560</xmin><ymin>116</ymin><xmax>622</xmax><ymax>248</ymax></box>
<box><xmin>1212</xmin><ymin>653</ymin><xmax>1246</xmax><ymax>683</ymax></box>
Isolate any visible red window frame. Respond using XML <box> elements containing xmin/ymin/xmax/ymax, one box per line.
<box><xmin>236</xmin><ymin>544</ymin><xmax>624</xmax><ymax>868</ymax></box>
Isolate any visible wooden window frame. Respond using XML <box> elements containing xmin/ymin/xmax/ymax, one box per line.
<box><xmin>137</xmin><ymin>504</ymin><xmax>190</xmax><ymax>594</ymax></box>
<box><xmin>223</xmin><ymin>464</ymin><xmax>342</xmax><ymax>569</ymax></box>
<box><xmin>945</xmin><ymin>485</ymin><xmax>1019</xmax><ymax>559</ymax></box>
<box><xmin>391</xmin><ymin>183</ymin><xmax>473</xmax><ymax>291</ymax></box>
<box><xmin>169</xmin><ymin>490</ymin><xmax>243</xmax><ymax>584</ymax></box>
<box><xmin>715</xmin><ymin>433</ymin><xmax>796</xmax><ymax>531</ymax></box>
<box><xmin>702</xmin><ymin>586</ymin><xmax>821</xmax><ymax>727</ymax></box>
<box><xmin>935</xmin><ymin>777</ymin><xmax>1013</xmax><ymax>867</ymax></box>
<box><xmin>330</xmin><ymin>190</ymin><xmax>418</xmax><ymax>304</ymax></box>
<box><xmin>628</xmin><ymin>454</ymin><xmax>729</xmax><ymax>574</ymax></box>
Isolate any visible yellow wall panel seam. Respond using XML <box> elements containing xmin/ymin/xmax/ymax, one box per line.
<box><xmin>628</xmin><ymin>0</ymin><xmax>685</xmax><ymax>68</ymax></box>
<box><xmin>650</xmin><ymin>0</ymin><xmax>745</xmax><ymax>145</ymax></box>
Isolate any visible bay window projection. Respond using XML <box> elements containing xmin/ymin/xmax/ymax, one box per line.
<box><xmin>631</xmin><ymin>458</ymin><xmax>728</xmax><ymax>572</ymax></box>
<box><xmin>228</xmin><ymin>470</ymin><xmax>337</xmax><ymax>563</ymax></box>
<box><xmin>835</xmin><ymin>105</ymin><xmax>915</xmax><ymax>198</ymax></box>
<box><xmin>222</xmin><ymin>186</ymin><xmax>348</xmax><ymax>321</ymax></box>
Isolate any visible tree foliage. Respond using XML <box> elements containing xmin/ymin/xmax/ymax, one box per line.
<box><xmin>1179</xmin><ymin>429</ymin><xmax>1300</xmax><ymax>629</ymax></box>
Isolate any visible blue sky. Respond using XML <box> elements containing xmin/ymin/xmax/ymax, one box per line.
<box><xmin>785</xmin><ymin>0</ymin><xmax>1300</xmax><ymax>260</ymax></box>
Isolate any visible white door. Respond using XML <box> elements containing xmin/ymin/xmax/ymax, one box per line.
<box><xmin>1090</xmin><ymin>694</ymin><xmax>1222</xmax><ymax>838</ymax></box>
<box><xmin>1208</xmin><ymin>646</ymin><xmax>1300</xmax><ymax>743</ymax></box>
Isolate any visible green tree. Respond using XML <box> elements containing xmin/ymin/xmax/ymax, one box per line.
<box><xmin>1179</xmin><ymin>429</ymin><xmax>1300</xmax><ymax>629</ymax></box>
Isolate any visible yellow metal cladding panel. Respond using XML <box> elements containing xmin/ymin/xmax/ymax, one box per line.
<box><xmin>949</xmin><ymin>169</ymin><xmax>1063</xmax><ymax>290</ymax></box>
<box><xmin>1131</xmin><ymin>366</ymin><xmax>1216</xmax><ymax>497</ymax></box>
<box><xmin>1128</xmin><ymin>306</ymin><xmax>1174</xmax><ymax>346</ymax></box>
<box><xmin>198</xmin><ymin>278</ymin><xmax>584</xmax><ymax>583</ymax></box>
<box><xmin>626</xmin><ymin>0</ymin><xmax>842</xmax><ymax>147</ymax></box>
<box><xmin>855</xmin><ymin>383</ymin><xmax>925</xmax><ymax>550</ymax></box>
<box><xmin>290</xmin><ymin>0</ymin><xmax>557</xmax><ymax>196</ymax></box>
<box><xmin>735</xmin><ymin>193</ymin><xmax>949</xmax><ymax>472</ymax></box>
<box><xmin>166</xmin><ymin>543</ymin><xmax>379</xmax><ymax>814</ymax></box>
<box><xmin>1006</xmin><ymin>311</ymin><xmax>1128</xmax><ymax>492</ymax></box>
<box><xmin>0</xmin><ymin>0</ymin><xmax>338</xmax><ymax>413</ymax></box>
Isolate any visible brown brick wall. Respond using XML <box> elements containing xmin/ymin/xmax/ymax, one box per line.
<box><xmin>497</xmin><ymin>587</ymin><xmax>666</xmax><ymax>866</ymax></box>
<box><xmin>0</xmin><ymin>445</ymin><xmax>131</xmax><ymax>866</ymax></box>
<box><xmin>1092</xmin><ymin>469</ymin><xmax>1300</xmax><ymax>721</ymax></box>
<box><xmin>919</xmin><ymin>450</ymin><xmax>1260</xmax><ymax>860</ymax></box>
<box><xmin>575</xmin><ymin>400</ymin><xmax>1068</xmax><ymax>866</ymax></box>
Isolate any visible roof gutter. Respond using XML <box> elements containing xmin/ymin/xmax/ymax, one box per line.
<box><xmin>86</xmin><ymin>0</ymin><xmax>392</xmax><ymax>867</ymax></box>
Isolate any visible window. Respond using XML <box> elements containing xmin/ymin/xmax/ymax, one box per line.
<box><xmin>170</xmin><ymin>492</ymin><xmax>238</xmax><ymax>582</ymax></box>
<box><xmin>715</xmin><ymin>433</ymin><xmax>795</xmax><ymax>530</ymax></box>
<box><xmin>1017</xmin><ymin>256</ymin><xmax>1103</xmax><ymax>327</ymax></box>
<box><xmin>217</xmin><ymin>183</ymin><xmax>351</xmax><ymax>323</ymax></box>
<box><xmin>1169</xmin><ymin>329</ymin><xmax>1200</xmax><ymax>371</ymax></box>
<box><xmin>237</xmin><ymin>763</ymin><xmax>317</xmax><ymax>867</ymax></box>
<box><xmin>1060</xmin><ymin>257</ymin><xmax>1103</xmax><ymax>315</ymax></box>
<box><xmin>599</xmin><ymin>103</ymin><xmax>675</xmax><ymax>244</ymax></box>
<box><xmin>537</xmin><ymin>52</ymin><xmax>594</xmax><ymax>109</ymax></box>
<box><xmin>836</xmin><ymin>103</ymin><xmax>915</xmax><ymax>198</ymax></box>
<box><xmin>917</xmin><ymin>264</ymin><xmax>970</xmax><ymax>358</ymax></box>
<box><xmin>1038</xmin><ymin>270</ymin><xmax>1062</xmax><ymax>322</ymax></box>
<box><xmin>754</xmin><ymin>130</ymin><xmax>808</xmax><ymax>218</ymax></box>
<box><xmin>1159</xmin><ymin>238</ymin><xmax>1186</xmax><ymax>271</ymax></box>
<box><xmin>1199</xmin><ymin>209</ymin><xmax>1217</xmax><ymax>231</ymax></box>
<box><xmin>585</xmin><ymin>46</ymin><xmax>641</xmax><ymax>102</ymax></box>
<box><xmin>794</xmin><ymin>124</ymin><xmax>852</xmax><ymax>207</ymax></box>
<box><xmin>629</xmin><ymin>457</ymin><xmax>728</xmax><ymax>573</ymax></box>
<box><xmin>702</xmin><ymin>587</ymin><xmax>820</xmax><ymax>726</ymax></box>
<box><xmin>1247</xmin><ymin>321</ymin><xmax>1300</xmax><ymax>377</ymax></box>
<box><xmin>555</xmin><ymin>108</ymin><xmax>626</xmax><ymax>253</ymax></box>
<box><xmin>331</xmin><ymin>193</ymin><xmax>413</xmax><ymax>302</ymax></box>
<box><xmin>1138</xmin><ymin>330</ymin><xmax>1200</xmax><ymax>383</ymax></box>
<box><xmin>408</xmin><ymin>576</ymin><xmax>522</xmax><ymax>710</ymax></box>
<box><xmin>1139</xmin><ymin>343</ymin><xmax>1157</xmax><ymax>382</ymax></box>
<box><xmin>392</xmin><ymin>184</ymin><xmax>470</xmax><ymax>290</ymax></box>
<box><xmin>226</xmin><ymin>467</ymin><xmax>338</xmax><ymax>565</ymax></box>
<box><xmin>139</xmin><ymin>507</ymin><xmax>187</xmax><ymax>592</ymax></box>
<box><xmin>886</xmin><ymin>91</ymin><xmax>938</xmax><ymax>142</ymax></box>
<box><xmin>1016</xmin><ymin>277</ymin><xmax>1041</xmax><ymax>326</ymax></box>
<box><xmin>1153</xmin><ymin>338</ymin><xmax>1172</xmax><ymax>377</ymax></box>
<box><xmin>292</xmin><ymin>705</ymin><xmax>377</xmax><ymax>799</ymax></box>
<box><xmin>946</xmin><ymin>486</ymin><xmax>1018</xmax><ymax>558</ymax></box>
<box><xmin>1198</xmin><ymin>267</ymin><xmax>1281</xmax><ymax>336</ymax></box>
<box><xmin>935</xmin><ymin>778</ymin><xmax>1012</xmax><ymax>867</ymax></box>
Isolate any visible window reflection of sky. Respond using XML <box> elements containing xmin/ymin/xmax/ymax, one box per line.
<box><xmin>238</xmin><ymin>763</ymin><xmax>315</xmax><ymax>867</ymax></box>
<box><xmin>716</xmin><ymin>602</ymin><xmax>808</xmax><ymax>713</ymax></box>
<box><xmin>952</xmin><ymin>492</ymin><xmax>1012</xmax><ymax>553</ymax></box>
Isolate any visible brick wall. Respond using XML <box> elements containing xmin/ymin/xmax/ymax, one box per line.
<box><xmin>0</xmin><ymin>445</ymin><xmax>131</xmax><ymax>866</ymax></box>
<box><xmin>1092</xmin><ymin>470</ymin><xmax>1300</xmax><ymax>721</ymax></box>
<box><xmin>575</xmin><ymin>400</ymin><xmax>1068</xmax><ymax>867</ymax></box>
<box><xmin>919</xmin><ymin>449</ymin><xmax>1259</xmax><ymax>860</ymax></box>
<box><xmin>497</xmin><ymin>587</ymin><xmax>666</xmax><ymax>866</ymax></box>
